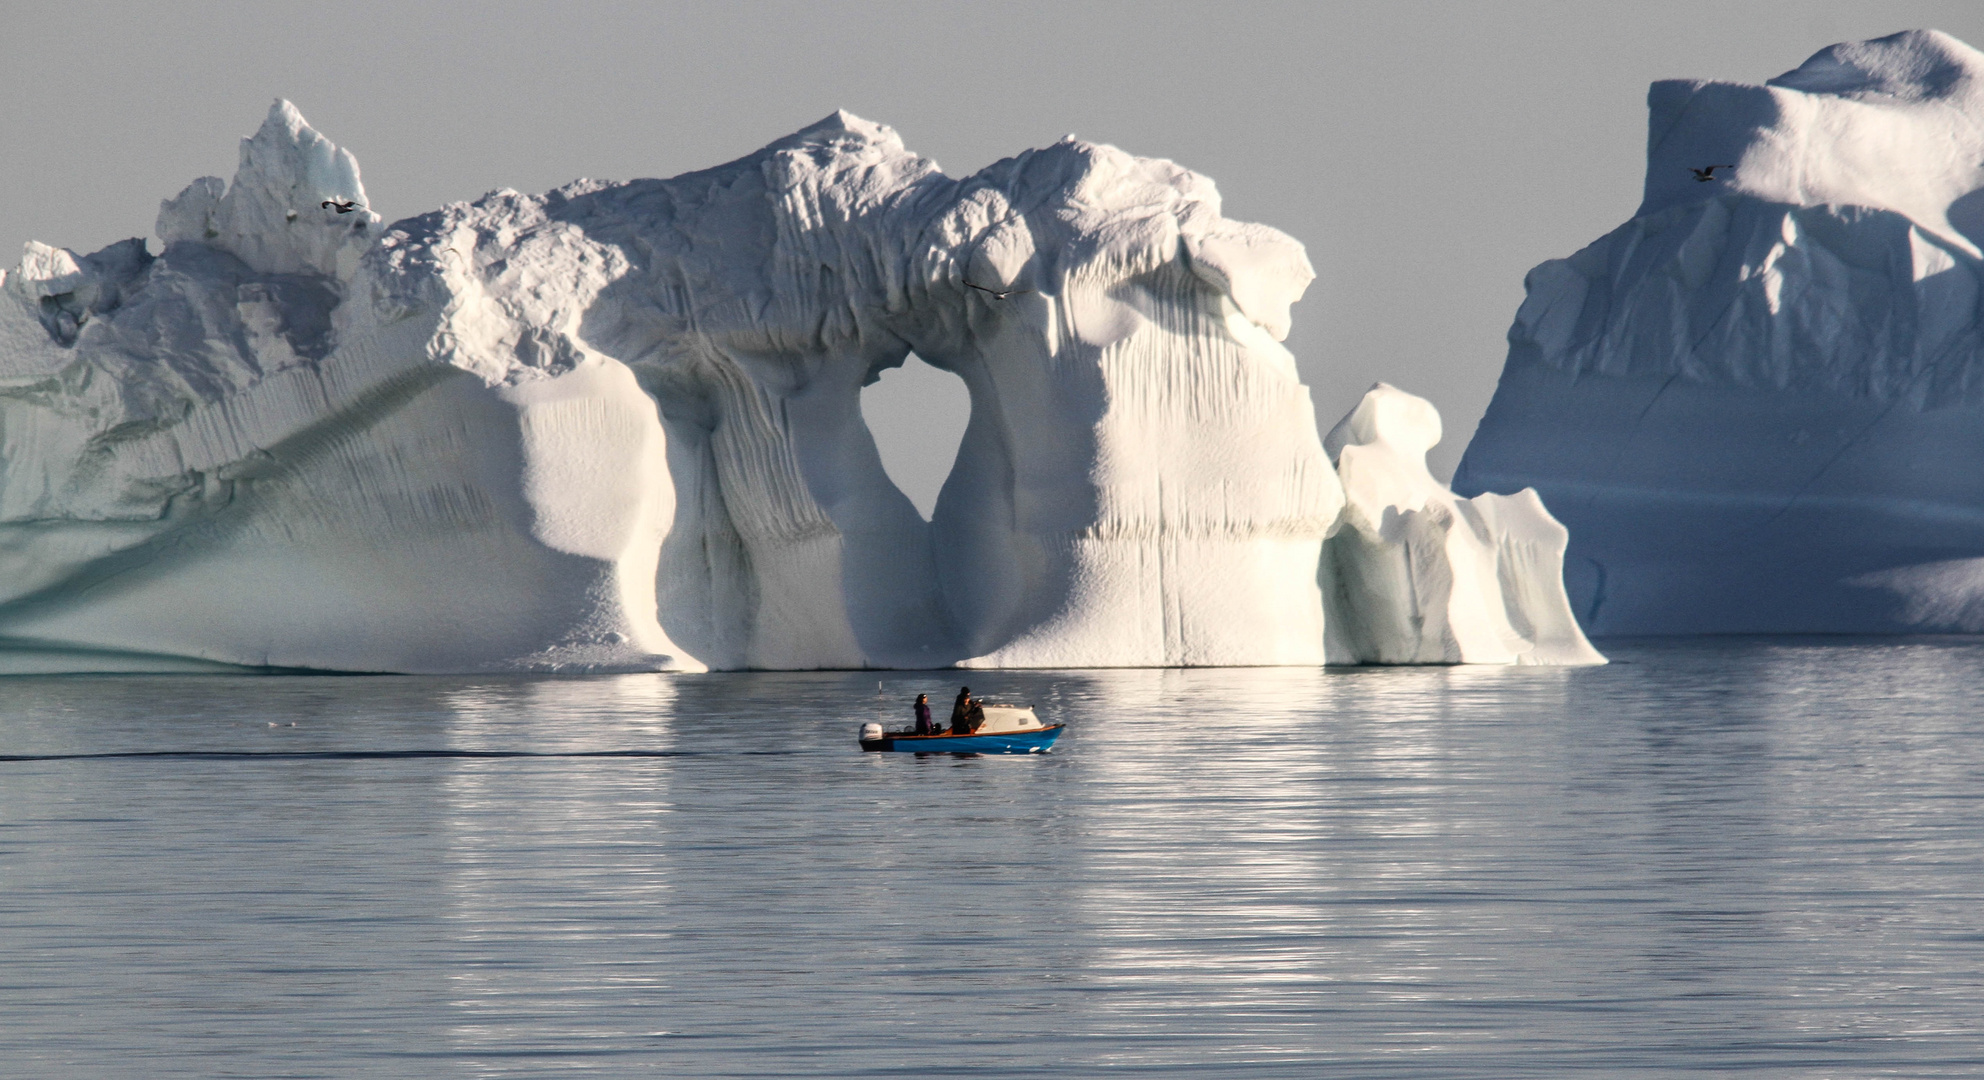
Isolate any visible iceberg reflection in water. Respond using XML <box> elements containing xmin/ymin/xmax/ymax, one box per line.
<box><xmin>2</xmin><ymin>641</ymin><xmax>1982</xmax><ymax>1076</ymax></box>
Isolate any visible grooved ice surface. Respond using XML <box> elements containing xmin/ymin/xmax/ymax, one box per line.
<box><xmin>1</xmin><ymin>102</ymin><xmax>1596</xmax><ymax>672</ymax></box>
<box><xmin>1457</xmin><ymin>30</ymin><xmax>1984</xmax><ymax>635</ymax></box>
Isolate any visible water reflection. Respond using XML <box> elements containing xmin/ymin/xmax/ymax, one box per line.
<box><xmin>2</xmin><ymin>644</ymin><xmax>1982</xmax><ymax>1075</ymax></box>
<box><xmin>436</xmin><ymin>676</ymin><xmax>680</xmax><ymax>1058</ymax></box>
<box><xmin>1062</xmin><ymin>666</ymin><xmax>1578</xmax><ymax>1062</ymax></box>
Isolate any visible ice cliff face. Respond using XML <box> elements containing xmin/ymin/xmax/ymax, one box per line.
<box><xmin>1457</xmin><ymin>30</ymin><xmax>1984</xmax><ymax>635</ymax></box>
<box><xmin>1</xmin><ymin>101</ymin><xmax>1597</xmax><ymax>672</ymax></box>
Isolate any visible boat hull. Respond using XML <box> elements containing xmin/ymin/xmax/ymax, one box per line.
<box><xmin>859</xmin><ymin>725</ymin><xmax>1064</xmax><ymax>754</ymax></box>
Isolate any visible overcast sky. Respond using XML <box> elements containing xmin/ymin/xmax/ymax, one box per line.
<box><xmin>7</xmin><ymin>1</ymin><xmax>1984</xmax><ymax>508</ymax></box>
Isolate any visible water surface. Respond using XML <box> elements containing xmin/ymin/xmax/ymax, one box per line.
<box><xmin>3</xmin><ymin>639</ymin><xmax>1982</xmax><ymax>1077</ymax></box>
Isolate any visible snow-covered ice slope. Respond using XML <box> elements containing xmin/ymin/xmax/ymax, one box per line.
<box><xmin>1456</xmin><ymin>30</ymin><xmax>1984</xmax><ymax>635</ymax></box>
<box><xmin>0</xmin><ymin>102</ymin><xmax>1359</xmax><ymax>672</ymax></box>
<box><xmin>1324</xmin><ymin>385</ymin><xmax>1603</xmax><ymax>665</ymax></box>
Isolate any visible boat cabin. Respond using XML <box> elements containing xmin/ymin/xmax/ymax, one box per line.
<box><xmin>973</xmin><ymin>704</ymin><xmax>1044</xmax><ymax>734</ymax></box>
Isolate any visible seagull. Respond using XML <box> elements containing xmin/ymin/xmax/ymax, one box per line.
<box><xmin>1690</xmin><ymin>165</ymin><xmax>1735</xmax><ymax>183</ymax></box>
<box><xmin>321</xmin><ymin>199</ymin><xmax>360</xmax><ymax>214</ymax></box>
<box><xmin>963</xmin><ymin>278</ymin><xmax>1029</xmax><ymax>300</ymax></box>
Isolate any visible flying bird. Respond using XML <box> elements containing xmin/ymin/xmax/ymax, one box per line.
<box><xmin>321</xmin><ymin>199</ymin><xmax>359</xmax><ymax>214</ymax></box>
<box><xmin>963</xmin><ymin>278</ymin><xmax>1029</xmax><ymax>300</ymax></box>
<box><xmin>1690</xmin><ymin>165</ymin><xmax>1735</xmax><ymax>183</ymax></box>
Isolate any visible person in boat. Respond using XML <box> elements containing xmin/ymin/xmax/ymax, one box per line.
<box><xmin>913</xmin><ymin>693</ymin><xmax>935</xmax><ymax>735</ymax></box>
<box><xmin>950</xmin><ymin>686</ymin><xmax>976</xmax><ymax>734</ymax></box>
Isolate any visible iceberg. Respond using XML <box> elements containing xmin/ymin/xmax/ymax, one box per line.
<box><xmin>1456</xmin><ymin>30</ymin><xmax>1984</xmax><ymax>635</ymax></box>
<box><xmin>1323</xmin><ymin>385</ymin><xmax>1603</xmax><ymax>665</ymax></box>
<box><xmin>1</xmin><ymin>101</ymin><xmax>1597</xmax><ymax>672</ymax></box>
<box><xmin>0</xmin><ymin>106</ymin><xmax>680</xmax><ymax>674</ymax></box>
<box><xmin>0</xmin><ymin>102</ymin><xmax>1345</xmax><ymax>672</ymax></box>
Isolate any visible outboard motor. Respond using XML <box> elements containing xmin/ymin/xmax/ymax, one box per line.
<box><xmin>859</xmin><ymin>723</ymin><xmax>883</xmax><ymax>742</ymax></box>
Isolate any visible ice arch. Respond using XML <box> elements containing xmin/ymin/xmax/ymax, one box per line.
<box><xmin>388</xmin><ymin>110</ymin><xmax>1344</xmax><ymax>670</ymax></box>
<box><xmin>0</xmin><ymin>103</ymin><xmax>1351</xmax><ymax>672</ymax></box>
<box><xmin>859</xmin><ymin>355</ymin><xmax>970</xmax><ymax>521</ymax></box>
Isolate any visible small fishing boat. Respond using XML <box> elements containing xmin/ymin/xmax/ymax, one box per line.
<box><xmin>859</xmin><ymin>704</ymin><xmax>1063</xmax><ymax>754</ymax></box>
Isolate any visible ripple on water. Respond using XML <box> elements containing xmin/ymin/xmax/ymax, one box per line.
<box><xmin>1</xmin><ymin>639</ymin><xmax>1982</xmax><ymax>1077</ymax></box>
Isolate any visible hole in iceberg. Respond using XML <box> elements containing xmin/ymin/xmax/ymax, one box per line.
<box><xmin>860</xmin><ymin>353</ymin><xmax>969</xmax><ymax>521</ymax></box>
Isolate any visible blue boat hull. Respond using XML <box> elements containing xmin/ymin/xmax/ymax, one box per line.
<box><xmin>860</xmin><ymin>725</ymin><xmax>1064</xmax><ymax>754</ymax></box>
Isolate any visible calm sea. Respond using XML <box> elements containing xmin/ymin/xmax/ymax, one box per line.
<box><xmin>3</xmin><ymin>639</ymin><xmax>1981</xmax><ymax>1078</ymax></box>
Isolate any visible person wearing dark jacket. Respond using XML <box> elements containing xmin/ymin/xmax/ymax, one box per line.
<box><xmin>913</xmin><ymin>694</ymin><xmax>934</xmax><ymax>735</ymax></box>
<box><xmin>950</xmin><ymin>687</ymin><xmax>974</xmax><ymax>734</ymax></box>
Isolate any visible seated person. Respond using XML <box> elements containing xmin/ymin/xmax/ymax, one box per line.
<box><xmin>950</xmin><ymin>687</ymin><xmax>974</xmax><ymax>734</ymax></box>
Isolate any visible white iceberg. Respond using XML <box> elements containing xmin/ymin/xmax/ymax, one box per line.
<box><xmin>1456</xmin><ymin>30</ymin><xmax>1984</xmax><ymax>635</ymax></box>
<box><xmin>1323</xmin><ymin>385</ymin><xmax>1604</xmax><ymax>665</ymax></box>
<box><xmin>1</xmin><ymin>101</ymin><xmax>1362</xmax><ymax>672</ymax></box>
<box><xmin>0</xmin><ymin>98</ymin><xmax>1604</xmax><ymax>673</ymax></box>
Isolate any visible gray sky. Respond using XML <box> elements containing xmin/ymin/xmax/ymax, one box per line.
<box><xmin>8</xmin><ymin>1</ymin><xmax>1984</xmax><ymax>511</ymax></box>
